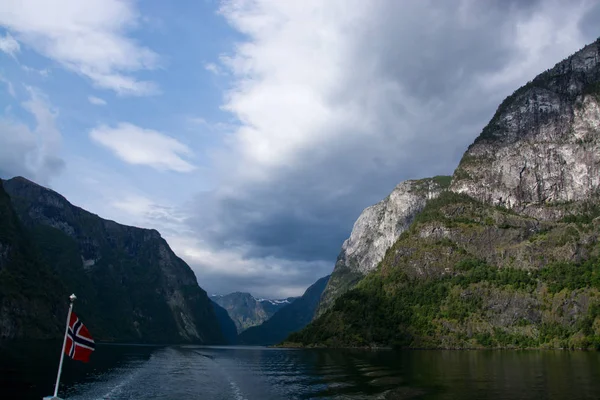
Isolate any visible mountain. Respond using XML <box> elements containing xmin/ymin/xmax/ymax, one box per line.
<box><xmin>0</xmin><ymin>179</ymin><xmax>67</xmax><ymax>341</ymax></box>
<box><xmin>211</xmin><ymin>292</ymin><xmax>295</xmax><ymax>333</ymax></box>
<box><xmin>2</xmin><ymin>176</ymin><xmax>225</xmax><ymax>344</ymax></box>
<box><xmin>316</xmin><ymin>176</ymin><xmax>450</xmax><ymax>317</ymax></box>
<box><xmin>287</xmin><ymin>38</ymin><xmax>600</xmax><ymax>350</ymax></box>
<box><xmin>211</xmin><ymin>300</ymin><xmax>238</xmax><ymax>344</ymax></box>
<box><xmin>451</xmin><ymin>37</ymin><xmax>600</xmax><ymax>217</ymax></box>
<box><xmin>257</xmin><ymin>297</ymin><xmax>298</xmax><ymax>316</ymax></box>
<box><xmin>238</xmin><ymin>275</ymin><xmax>330</xmax><ymax>345</ymax></box>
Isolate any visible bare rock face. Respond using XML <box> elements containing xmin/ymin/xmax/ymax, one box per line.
<box><xmin>316</xmin><ymin>177</ymin><xmax>450</xmax><ymax>316</ymax></box>
<box><xmin>451</xmin><ymin>39</ymin><xmax>600</xmax><ymax>216</ymax></box>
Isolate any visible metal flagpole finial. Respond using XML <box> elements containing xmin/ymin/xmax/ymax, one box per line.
<box><xmin>69</xmin><ymin>294</ymin><xmax>77</xmax><ymax>302</ymax></box>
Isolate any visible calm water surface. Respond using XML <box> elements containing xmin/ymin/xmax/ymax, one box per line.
<box><xmin>2</xmin><ymin>343</ymin><xmax>600</xmax><ymax>399</ymax></box>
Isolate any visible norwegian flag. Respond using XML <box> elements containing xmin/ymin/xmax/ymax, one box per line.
<box><xmin>65</xmin><ymin>311</ymin><xmax>95</xmax><ymax>362</ymax></box>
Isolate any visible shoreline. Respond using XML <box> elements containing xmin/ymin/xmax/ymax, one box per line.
<box><xmin>273</xmin><ymin>341</ymin><xmax>600</xmax><ymax>351</ymax></box>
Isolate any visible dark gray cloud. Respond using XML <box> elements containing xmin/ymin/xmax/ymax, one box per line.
<box><xmin>580</xmin><ymin>2</ymin><xmax>600</xmax><ymax>39</ymax></box>
<box><xmin>183</xmin><ymin>0</ymin><xmax>599</xmax><ymax>297</ymax></box>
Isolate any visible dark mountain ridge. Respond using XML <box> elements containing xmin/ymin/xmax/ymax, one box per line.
<box><xmin>1</xmin><ymin>176</ymin><xmax>225</xmax><ymax>344</ymax></box>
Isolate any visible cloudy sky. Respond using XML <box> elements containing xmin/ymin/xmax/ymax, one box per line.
<box><xmin>0</xmin><ymin>0</ymin><xmax>598</xmax><ymax>298</ymax></box>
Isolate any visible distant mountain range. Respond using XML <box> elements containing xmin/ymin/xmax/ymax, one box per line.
<box><xmin>211</xmin><ymin>292</ymin><xmax>297</xmax><ymax>333</ymax></box>
<box><xmin>238</xmin><ymin>275</ymin><xmax>330</xmax><ymax>345</ymax></box>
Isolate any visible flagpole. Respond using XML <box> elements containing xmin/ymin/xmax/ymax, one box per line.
<box><xmin>52</xmin><ymin>293</ymin><xmax>76</xmax><ymax>398</ymax></box>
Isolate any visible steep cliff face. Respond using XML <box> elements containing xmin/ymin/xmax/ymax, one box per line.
<box><xmin>451</xmin><ymin>39</ymin><xmax>600</xmax><ymax>217</ymax></box>
<box><xmin>238</xmin><ymin>275</ymin><xmax>329</xmax><ymax>345</ymax></box>
<box><xmin>0</xmin><ymin>180</ymin><xmax>67</xmax><ymax>341</ymax></box>
<box><xmin>288</xmin><ymin>193</ymin><xmax>600</xmax><ymax>349</ymax></box>
<box><xmin>3</xmin><ymin>177</ymin><xmax>224</xmax><ymax>344</ymax></box>
<box><xmin>316</xmin><ymin>176</ymin><xmax>451</xmax><ymax>316</ymax></box>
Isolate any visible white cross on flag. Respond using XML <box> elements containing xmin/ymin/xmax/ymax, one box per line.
<box><xmin>65</xmin><ymin>312</ymin><xmax>95</xmax><ymax>362</ymax></box>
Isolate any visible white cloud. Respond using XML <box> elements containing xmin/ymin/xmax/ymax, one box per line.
<box><xmin>187</xmin><ymin>116</ymin><xmax>208</xmax><ymax>126</ymax></box>
<box><xmin>0</xmin><ymin>32</ymin><xmax>19</xmax><ymax>58</ymax></box>
<box><xmin>170</xmin><ymin>236</ymin><xmax>329</xmax><ymax>297</ymax></box>
<box><xmin>88</xmin><ymin>95</ymin><xmax>106</xmax><ymax>106</ymax></box>
<box><xmin>89</xmin><ymin>122</ymin><xmax>196</xmax><ymax>172</ymax></box>
<box><xmin>216</xmin><ymin>0</ymin><xmax>365</xmax><ymax>177</ymax></box>
<box><xmin>0</xmin><ymin>0</ymin><xmax>159</xmax><ymax>96</ymax></box>
<box><xmin>205</xmin><ymin>62</ymin><xmax>225</xmax><ymax>76</ymax></box>
<box><xmin>0</xmin><ymin>87</ymin><xmax>64</xmax><ymax>183</ymax></box>
<box><xmin>22</xmin><ymin>65</ymin><xmax>50</xmax><ymax>77</ymax></box>
<box><xmin>0</xmin><ymin>74</ymin><xmax>15</xmax><ymax>97</ymax></box>
<box><xmin>110</xmin><ymin>194</ymin><xmax>191</xmax><ymax>234</ymax></box>
<box><xmin>185</xmin><ymin>116</ymin><xmax>238</xmax><ymax>135</ymax></box>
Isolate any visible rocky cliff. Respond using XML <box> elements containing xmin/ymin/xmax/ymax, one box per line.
<box><xmin>211</xmin><ymin>292</ymin><xmax>293</xmax><ymax>333</ymax></box>
<box><xmin>2</xmin><ymin>177</ymin><xmax>224</xmax><ymax>344</ymax></box>
<box><xmin>316</xmin><ymin>176</ymin><xmax>451</xmax><ymax>316</ymax></box>
<box><xmin>288</xmin><ymin>38</ymin><xmax>600</xmax><ymax>350</ymax></box>
<box><xmin>238</xmin><ymin>275</ymin><xmax>329</xmax><ymax>345</ymax></box>
<box><xmin>451</xmin><ymin>38</ymin><xmax>600</xmax><ymax>217</ymax></box>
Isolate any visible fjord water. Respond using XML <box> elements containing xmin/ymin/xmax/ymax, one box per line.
<box><xmin>2</xmin><ymin>344</ymin><xmax>600</xmax><ymax>400</ymax></box>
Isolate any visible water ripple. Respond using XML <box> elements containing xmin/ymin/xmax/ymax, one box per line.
<box><xmin>28</xmin><ymin>346</ymin><xmax>600</xmax><ymax>400</ymax></box>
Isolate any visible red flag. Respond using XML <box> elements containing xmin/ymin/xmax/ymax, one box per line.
<box><xmin>65</xmin><ymin>311</ymin><xmax>95</xmax><ymax>362</ymax></box>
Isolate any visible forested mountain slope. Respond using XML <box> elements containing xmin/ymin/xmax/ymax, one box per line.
<box><xmin>2</xmin><ymin>177</ymin><xmax>225</xmax><ymax>344</ymax></box>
